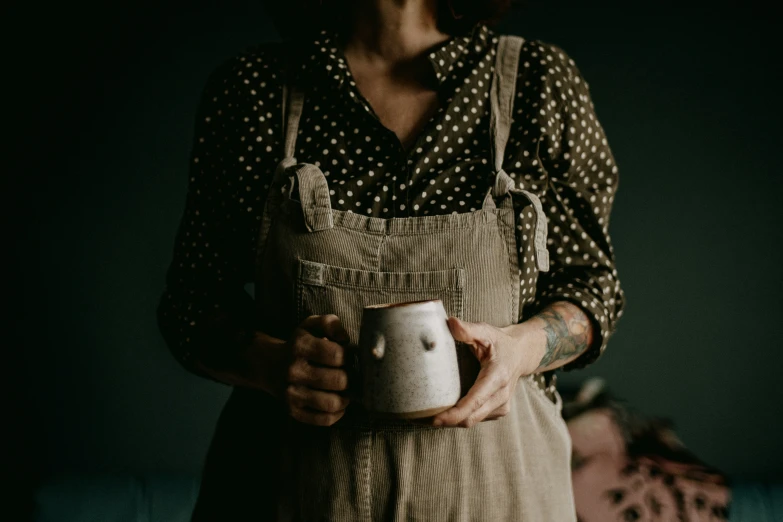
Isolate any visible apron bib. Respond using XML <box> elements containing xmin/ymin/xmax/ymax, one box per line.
<box><xmin>192</xmin><ymin>36</ymin><xmax>575</xmax><ymax>522</ymax></box>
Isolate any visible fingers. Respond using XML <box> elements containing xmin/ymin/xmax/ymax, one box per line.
<box><xmin>286</xmin><ymin>362</ymin><xmax>350</xmax><ymax>428</ymax></box>
<box><xmin>285</xmin><ymin>315</ymin><xmax>353</xmax><ymax>427</ymax></box>
<box><xmin>288</xmin><ymin>357</ymin><xmax>349</xmax><ymax>391</ymax></box>
<box><xmin>289</xmin><ymin>407</ymin><xmax>346</xmax><ymax>427</ymax></box>
<box><xmin>432</xmin><ymin>328</ymin><xmax>504</xmax><ymax>427</ymax></box>
<box><xmin>433</xmin><ymin>366</ymin><xmax>501</xmax><ymax>427</ymax></box>
<box><xmin>459</xmin><ymin>388</ymin><xmax>512</xmax><ymax>427</ymax></box>
<box><xmin>294</xmin><ymin>315</ymin><xmax>350</xmax><ymax>368</ymax></box>
<box><xmin>486</xmin><ymin>402</ymin><xmax>512</xmax><ymax>421</ymax></box>
<box><xmin>433</xmin><ymin>344</ymin><xmax>517</xmax><ymax>427</ymax></box>
<box><xmin>300</xmin><ymin>314</ymin><xmax>350</xmax><ymax>344</ymax></box>
<box><xmin>293</xmin><ymin>332</ymin><xmax>347</xmax><ymax>367</ymax></box>
<box><xmin>434</xmin><ymin>381</ymin><xmax>514</xmax><ymax>428</ymax></box>
<box><xmin>286</xmin><ymin>384</ymin><xmax>349</xmax><ymax>413</ymax></box>
<box><xmin>433</xmin><ymin>317</ymin><xmax>520</xmax><ymax>427</ymax></box>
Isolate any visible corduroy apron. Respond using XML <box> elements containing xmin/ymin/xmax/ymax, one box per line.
<box><xmin>191</xmin><ymin>36</ymin><xmax>576</xmax><ymax>522</ymax></box>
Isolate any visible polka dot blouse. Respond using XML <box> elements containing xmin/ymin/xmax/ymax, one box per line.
<box><xmin>157</xmin><ymin>23</ymin><xmax>625</xmax><ymax>375</ymax></box>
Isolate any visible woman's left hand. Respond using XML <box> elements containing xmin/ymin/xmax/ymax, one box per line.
<box><xmin>432</xmin><ymin>316</ymin><xmax>541</xmax><ymax>428</ymax></box>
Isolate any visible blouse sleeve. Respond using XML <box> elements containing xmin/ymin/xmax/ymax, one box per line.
<box><xmin>520</xmin><ymin>43</ymin><xmax>626</xmax><ymax>371</ymax></box>
<box><xmin>156</xmin><ymin>50</ymin><xmax>280</xmax><ymax>379</ymax></box>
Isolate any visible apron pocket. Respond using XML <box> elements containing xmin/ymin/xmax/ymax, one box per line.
<box><xmin>294</xmin><ymin>258</ymin><xmax>465</xmax><ymax>345</ymax></box>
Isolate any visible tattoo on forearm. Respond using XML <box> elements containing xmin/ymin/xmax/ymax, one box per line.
<box><xmin>535</xmin><ymin>305</ymin><xmax>591</xmax><ymax>369</ymax></box>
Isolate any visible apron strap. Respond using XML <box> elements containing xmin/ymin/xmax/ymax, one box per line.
<box><xmin>482</xmin><ymin>34</ymin><xmax>523</xmax><ymax>210</ymax></box>
<box><xmin>482</xmin><ymin>35</ymin><xmax>550</xmax><ymax>272</ymax></box>
<box><xmin>295</xmin><ymin>164</ymin><xmax>335</xmax><ymax>232</ymax></box>
<box><xmin>282</xmin><ymin>85</ymin><xmax>305</xmax><ymax>163</ymax></box>
<box><xmin>490</xmin><ymin>35</ymin><xmax>524</xmax><ymax>176</ymax></box>
<box><xmin>257</xmin><ymin>84</ymin><xmax>333</xmax><ymax>262</ymax></box>
<box><xmin>278</xmin><ymin>85</ymin><xmax>334</xmax><ymax>232</ymax></box>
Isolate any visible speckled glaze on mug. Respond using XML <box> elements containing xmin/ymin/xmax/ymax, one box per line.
<box><xmin>358</xmin><ymin>299</ymin><xmax>461</xmax><ymax>418</ymax></box>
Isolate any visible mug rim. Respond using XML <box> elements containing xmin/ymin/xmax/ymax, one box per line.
<box><xmin>364</xmin><ymin>299</ymin><xmax>442</xmax><ymax>310</ymax></box>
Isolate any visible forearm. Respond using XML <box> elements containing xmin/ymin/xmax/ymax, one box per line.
<box><xmin>157</xmin><ymin>290</ymin><xmax>288</xmax><ymax>394</ymax></box>
<box><xmin>193</xmin><ymin>329</ymin><xmax>288</xmax><ymax>397</ymax></box>
<box><xmin>503</xmin><ymin>301</ymin><xmax>594</xmax><ymax>373</ymax></box>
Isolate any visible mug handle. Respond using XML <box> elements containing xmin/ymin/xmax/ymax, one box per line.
<box><xmin>346</xmin><ymin>332</ymin><xmax>383</xmax><ymax>405</ymax></box>
<box><xmin>346</xmin><ymin>343</ymin><xmax>363</xmax><ymax>403</ymax></box>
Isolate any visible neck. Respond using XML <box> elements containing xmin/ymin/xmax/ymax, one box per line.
<box><xmin>345</xmin><ymin>0</ymin><xmax>451</xmax><ymax>64</ymax></box>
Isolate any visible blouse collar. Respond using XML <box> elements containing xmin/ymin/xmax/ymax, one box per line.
<box><xmin>297</xmin><ymin>23</ymin><xmax>492</xmax><ymax>91</ymax></box>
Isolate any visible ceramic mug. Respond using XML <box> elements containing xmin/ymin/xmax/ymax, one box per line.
<box><xmin>357</xmin><ymin>299</ymin><xmax>461</xmax><ymax>418</ymax></box>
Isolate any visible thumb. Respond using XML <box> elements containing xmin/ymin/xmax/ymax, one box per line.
<box><xmin>447</xmin><ymin>317</ymin><xmax>494</xmax><ymax>361</ymax></box>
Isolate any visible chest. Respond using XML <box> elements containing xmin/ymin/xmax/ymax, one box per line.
<box><xmin>347</xmin><ymin>67</ymin><xmax>440</xmax><ymax>151</ymax></box>
<box><xmin>290</xmin><ymin>55</ymin><xmax>548</xmax><ymax>220</ymax></box>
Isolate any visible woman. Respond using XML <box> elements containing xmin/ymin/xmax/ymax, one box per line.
<box><xmin>157</xmin><ymin>0</ymin><xmax>625</xmax><ymax>520</ymax></box>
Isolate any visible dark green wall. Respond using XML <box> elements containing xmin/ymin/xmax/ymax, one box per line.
<box><xmin>10</xmin><ymin>2</ymin><xmax>781</xmax><ymax>485</ymax></box>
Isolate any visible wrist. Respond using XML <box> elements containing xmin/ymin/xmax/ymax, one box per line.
<box><xmin>239</xmin><ymin>331</ymin><xmax>289</xmax><ymax>396</ymax></box>
<box><xmin>501</xmin><ymin>320</ymin><xmax>547</xmax><ymax>377</ymax></box>
<box><xmin>196</xmin><ymin>330</ymin><xmax>288</xmax><ymax>395</ymax></box>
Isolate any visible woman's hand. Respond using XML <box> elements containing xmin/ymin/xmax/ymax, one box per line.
<box><xmin>284</xmin><ymin>314</ymin><xmax>352</xmax><ymax>427</ymax></box>
<box><xmin>432</xmin><ymin>301</ymin><xmax>595</xmax><ymax>428</ymax></box>
<box><xmin>432</xmin><ymin>317</ymin><xmax>542</xmax><ymax>428</ymax></box>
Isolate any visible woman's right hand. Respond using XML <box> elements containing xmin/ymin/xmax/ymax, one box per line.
<box><xmin>284</xmin><ymin>314</ymin><xmax>352</xmax><ymax>427</ymax></box>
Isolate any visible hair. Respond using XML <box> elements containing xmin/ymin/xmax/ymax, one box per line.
<box><xmin>262</xmin><ymin>0</ymin><xmax>518</xmax><ymax>40</ymax></box>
